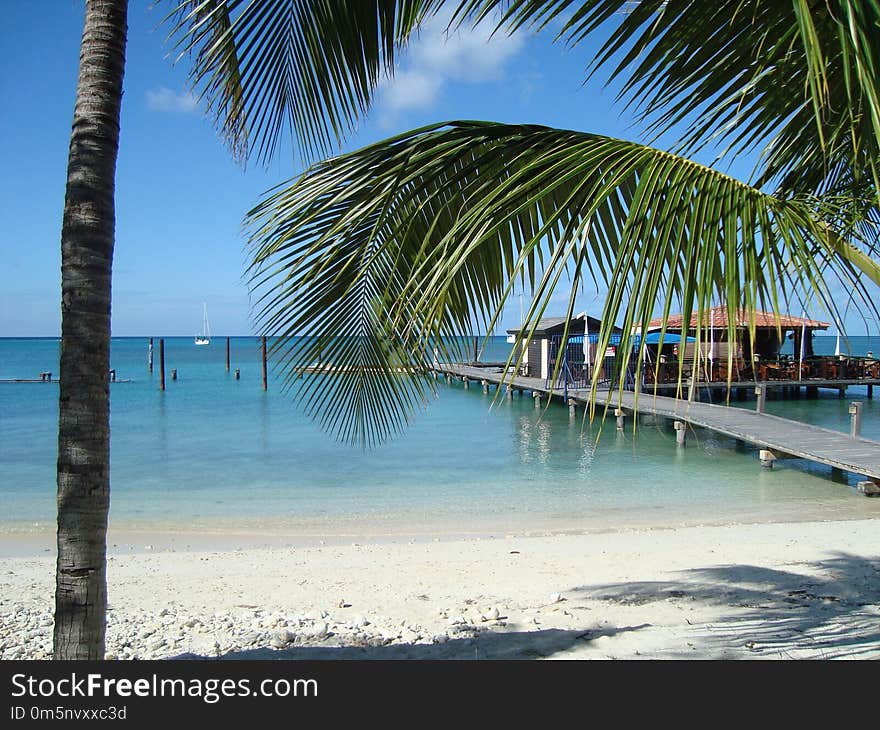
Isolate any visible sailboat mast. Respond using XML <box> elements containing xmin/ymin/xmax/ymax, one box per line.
<box><xmin>195</xmin><ymin>302</ymin><xmax>211</xmax><ymax>344</ymax></box>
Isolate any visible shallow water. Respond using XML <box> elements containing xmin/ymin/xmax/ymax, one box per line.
<box><xmin>1</xmin><ymin>336</ymin><xmax>879</xmax><ymax>542</ymax></box>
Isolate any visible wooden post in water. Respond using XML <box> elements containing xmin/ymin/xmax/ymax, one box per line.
<box><xmin>226</xmin><ymin>337</ymin><xmax>230</xmax><ymax>372</ymax></box>
<box><xmin>568</xmin><ymin>398</ymin><xmax>577</xmax><ymax>417</ymax></box>
<box><xmin>533</xmin><ymin>392</ymin><xmax>542</xmax><ymax>408</ymax></box>
<box><xmin>615</xmin><ymin>408</ymin><xmax>625</xmax><ymax>430</ymax></box>
<box><xmin>159</xmin><ymin>338</ymin><xmax>165</xmax><ymax>391</ymax></box>
<box><xmin>755</xmin><ymin>385</ymin><xmax>766</xmax><ymax>413</ymax></box>
<box><xmin>171</xmin><ymin>368</ymin><xmax>177</xmax><ymax>381</ymax></box>
<box><xmin>674</xmin><ymin>420</ymin><xmax>686</xmax><ymax>446</ymax></box>
<box><xmin>148</xmin><ymin>337</ymin><xmax>153</xmax><ymax>373</ymax></box>
<box><xmin>850</xmin><ymin>401</ymin><xmax>863</xmax><ymax>437</ymax></box>
<box><xmin>481</xmin><ymin>379</ymin><xmax>489</xmax><ymax>394</ymax></box>
<box><xmin>261</xmin><ymin>336</ymin><xmax>268</xmax><ymax>391</ymax></box>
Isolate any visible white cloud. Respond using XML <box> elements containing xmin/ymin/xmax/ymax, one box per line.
<box><xmin>410</xmin><ymin>14</ymin><xmax>525</xmax><ymax>83</ymax></box>
<box><xmin>376</xmin><ymin>11</ymin><xmax>527</xmax><ymax>124</ymax></box>
<box><xmin>146</xmin><ymin>87</ymin><xmax>199</xmax><ymax>114</ymax></box>
<box><xmin>380</xmin><ymin>69</ymin><xmax>443</xmax><ymax>114</ymax></box>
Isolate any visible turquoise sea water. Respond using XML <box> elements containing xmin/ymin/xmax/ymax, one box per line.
<box><xmin>2</xmin><ymin>336</ymin><xmax>880</xmax><ymax>543</ymax></box>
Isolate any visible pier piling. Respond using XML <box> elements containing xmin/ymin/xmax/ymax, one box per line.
<box><xmin>226</xmin><ymin>337</ymin><xmax>230</xmax><ymax>372</ymax></box>
<box><xmin>759</xmin><ymin>449</ymin><xmax>776</xmax><ymax>469</ymax></box>
<box><xmin>755</xmin><ymin>385</ymin><xmax>766</xmax><ymax>414</ymax></box>
<box><xmin>234</xmin><ymin>368</ymin><xmax>240</xmax><ymax>380</ymax></box>
<box><xmin>533</xmin><ymin>392</ymin><xmax>542</xmax><ymax>408</ymax></box>
<box><xmin>850</xmin><ymin>401</ymin><xmax>863</xmax><ymax>438</ymax></box>
<box><xmin>481</xmin><ymin>379</ymin><xmax>489</xmax><ymax>394</ymax></box>
<box><xmin>261</xmin><ymin>336</ymin><xmax>268</xmax><ymax>391</ymax></box>
<box><xmin>568</xmin><ymin>398</ymin><xmax>577</xmax><ymax>417</ymax></box>
<box><xmin>171</xmin><ymin>368</ymin><xmax>177</xmax><ymax>381</ymax></box>
<box><xmin>159</xmin><ymin>338</ymin><xmax>165</xmax><ymax>391</ymax></box>
<box><xmin>615</xmin><ymin>408</ymin><xmax>625</xmax><ymax>430</ymax></box>
<box><xmin>674</xmin><ymin>420</ymin><xmax>686</xmax><ymax>446</ymax></box>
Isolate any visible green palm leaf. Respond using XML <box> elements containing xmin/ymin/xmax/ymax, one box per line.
<box><xmin>166</xmin><ymin>0</ymin><xmax>444</xmax><ymax>163</ymax></box>
<box><xmin>246</xmin><ymin>121</ymin><xmax>880</xmax><ymax>444</ymax></box>
<box><xmin>463</xmin><ymin>0</ymin><xmax>880</xmax><ymax>200</ymax></box>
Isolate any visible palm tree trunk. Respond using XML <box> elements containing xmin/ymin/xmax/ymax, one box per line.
<box><xmin>54</xmin><ymin>0</ymin><xmax>127</xmax><ymax>660</ymax></box>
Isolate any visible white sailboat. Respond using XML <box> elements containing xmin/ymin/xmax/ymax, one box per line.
<box><xmin>195</xmin><ymin>302</ymin><xmax>211</xmax><ymax>345</ymax></box>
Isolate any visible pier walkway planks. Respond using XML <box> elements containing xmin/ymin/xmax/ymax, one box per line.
<box><xmin>611</xmin><ymin>389</ymin><xmax>880</xmax><ymax>482</ymax></box>
<box><xmin>435</xmin><ymin>363</ymin><xmax>880</xmax><ymax>483</ymax></box>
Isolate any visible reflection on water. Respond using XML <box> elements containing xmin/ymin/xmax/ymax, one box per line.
<box><xmin>156</xmin><ymin>387</ymin><xmax>167</xmax><ymax>455</ymax></box>
<box><xmin>576</xmin><ymin>432</ymin><xmax>596</xmax><ymax>478</ymax></box>
<box><xmin>259</xmin><ymin>391</ymin><xmax>269</xmax><ymax>455</ymax></box>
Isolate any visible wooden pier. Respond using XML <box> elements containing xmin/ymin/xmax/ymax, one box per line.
<box><xmin>648</xmin><ymin>377</ymin><xmax>876</xmax><ymax>400</ymax></box>
<box><xmin>435</xmin><ymin>363</ymin><xmax>880</xmax><ymax>490</ymax></box>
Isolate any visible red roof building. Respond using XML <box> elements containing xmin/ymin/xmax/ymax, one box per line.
<box><xmin>645</xmin><ymin>306</ymin><xmax>830</xmax><ymax>360</ymax></box>
<box><xmin>646</xmin><ymin>306</ymin><xmax>830</xmax><ymax>332</ymax></box>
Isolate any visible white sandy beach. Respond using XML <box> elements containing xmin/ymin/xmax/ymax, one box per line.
<box><xmin>1</xmin><ymin>518</ymin><xmax>878</xmax><ymax>660</ymax></box>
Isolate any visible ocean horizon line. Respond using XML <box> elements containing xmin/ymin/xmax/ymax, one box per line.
<box><xmin>0</xmin><ymin>333</ymin><xmax>509</xmax><ymax>340</ymax></box>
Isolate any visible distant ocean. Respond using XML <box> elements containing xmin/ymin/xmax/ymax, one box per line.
<box><xmin>2</xmin><ymin>335</ymin><xmax>879</xmax><ymax>545</ymax></box>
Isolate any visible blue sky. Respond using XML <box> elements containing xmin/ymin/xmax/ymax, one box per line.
<box><xmin>0</xmin><ymin>2</ymin><xmax>872</xmax><ymax>337</ymax></box>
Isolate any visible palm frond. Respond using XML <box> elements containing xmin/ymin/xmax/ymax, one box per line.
<box><xmin>246</xmin><ymin>121</ymin><xmax>880</xmax><ymax>445</ymax></box>
<box><xmin>164</xmin><ymin>0</ymin><xmax>444</xmax><ymax>164</ymax></box>
<box><xmin>461</xmin><ymin>0</ymin><xmax>880</xmax><ymax>200</ymax></box>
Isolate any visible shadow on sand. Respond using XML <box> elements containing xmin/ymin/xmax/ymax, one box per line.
<box><xmin>569</xmin><ymin>551</ymin><xmax>880</xmax><ymax>659</ymax></box>
<box><xmin>174</xmin><ymin>625</ymin><xmax>649</xmax><ymax>660</ymax></box>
